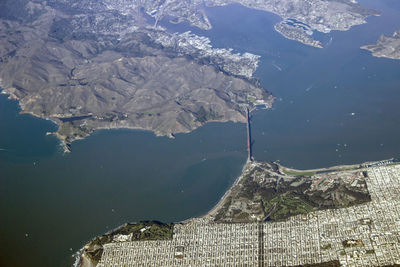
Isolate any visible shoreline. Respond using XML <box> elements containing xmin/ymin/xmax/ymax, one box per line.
<box><xmin>280</xmin><ymin>158</ymin><xmax>396</xmax><ymax>173</ymax></box>
<box><xmin>0</xmin><ymin>87</ymin><xmax>260</xmax><ymax>155</ymax></box>
<box><xmin>51</xmin><ymin>116</ymin><xmax>248</xmax><ymax>154</ymax></box>
<box><xmin>202</xmin><ymin>159</ymin><xmax>250</xmax><ymax>219</ymax></box>
<box><xmin>77</xmin><ymin>157</ymin><xmax>399</xmax><ymax>267</ymax></box>
<box><xmin>203</xmin><ymin>157</ymin><xmax>396</xmax><ymax>221</ymax></box>
<box><xmin>0</xmin><ymin>87</ymin><xmax>252</xmax><ymax>154</ymax></box>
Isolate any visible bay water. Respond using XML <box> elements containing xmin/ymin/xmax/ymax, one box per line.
<box><xmin>1</xmin><ymin>0</ymin><xmax>400</xmax><ymax>265</ymax></box>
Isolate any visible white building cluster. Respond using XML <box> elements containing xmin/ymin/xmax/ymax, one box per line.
<box><xmin>98</xmin><ymin>165</ymin><xmax>400</xmax><ymax>266</ymax></box>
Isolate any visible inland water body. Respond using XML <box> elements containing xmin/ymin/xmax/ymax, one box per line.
<box><xmin>1</xmin><ymin>0</ymin><xmax>400</xmax><ymax>266</ymax></box>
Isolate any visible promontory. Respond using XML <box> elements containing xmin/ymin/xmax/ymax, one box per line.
<box><xmin>0</xmin><ymin>0</ymin><xmax>378</xmax><ymax>151</ymax></box>
<box><xmin>362</xmin><ymin>30</ymin><xmax>400</xmax><ymax>60</ymax></box>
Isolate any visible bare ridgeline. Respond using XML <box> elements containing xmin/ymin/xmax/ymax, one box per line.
<box><xmin>0</xmin><ymin>0</ymin><xmax>271</xmax><ymax>152</ymax></box>
<box><xmin>80</xmin><ymin>161</ymin><xmax>400</xmax><ymax>267</ymax></box>
<box><xmin>362</xmin><ymin>30</ymin><xmax>400</xmax><ymax>60</ymax></box>
<box><xmin>0</xmin><ymin>0</ymin><xmax>379</xmax><ymax>151</ymax></box>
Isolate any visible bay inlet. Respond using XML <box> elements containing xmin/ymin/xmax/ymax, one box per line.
<box><xmin>1</xmin><ymin>0</ymin><xmax>400</xmax><ymax>266</ymax></box>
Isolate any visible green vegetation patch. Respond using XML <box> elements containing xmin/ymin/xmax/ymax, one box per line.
<box><xmin>214</xmin><ymin>162</ymin><xmax>371</xmax><ymax>223</ymax></box>
<box><xmin>321</xmin><ymin>244</ymin><xmax>332</xmax><ymax>250</ymax></box>
<box><xmin>214</xmin><ymin>196</ymin><xmax>232</xmax><ymax>222</ymax></box>
<box><xmin>263</xmin><ymin>193</ymin><xmax>313</xmax><ymax>221</ymax></box>
<box><xmin>247</xmin><ymin>95</ymin><xmax>257</xmax><ymax>103</ymax></box>
<box><xmin>342</xmin><ymin>239</ymin><xmax>363</xmax><ymax>248</ymax></box>
<box><xmin>236</xmin><ymin>212</ymin><xmax>250</xmax><ymax>221</ymax></box>
<box><xmin>366</xmin><ymin>249</ymin><xmax>375</xmax><ymax>254</ymax></box>
<box><xmin>83</xmin><ymin>221</ymin><xmax>173</xmax><ymax>265</ymax></box>
<box><xmin>195</xmin><ymin>106</ymin><xmax>223</xmax><ymax>123</ymax></box>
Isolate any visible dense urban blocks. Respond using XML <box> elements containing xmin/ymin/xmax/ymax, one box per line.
<box><xmin>82</xmin><ymin>221</ymin><xmax>173</xmax><ymax>266</ymax></box>
<box><xmin>80</xmin><ymin>164</ymin><xmax>400</xmax><ymax>267</ymax></box>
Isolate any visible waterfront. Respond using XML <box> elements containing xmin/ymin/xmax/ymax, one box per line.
<box><xmin>92</xmin><ymin>164</ymin><xmax>400</xmax><ymax>267</ymax></box>
<box><xmin>1</xmin><ymin>0</ymin><xmax>400</xmax><ymax>266</ymax></box>
<box><xmin>251</xmin><ymin>0</ymin><xmax>400</xmax><ymax>168</ymax></box>
<box><xmin>164</xmin><ymin>0</ymin><xmax>400</xmax><ymax>169</ymax></box>
<box><xmin>0</xmin><ymin>94</ymin><xmax>247</xmax><ymax>267</ymax></box>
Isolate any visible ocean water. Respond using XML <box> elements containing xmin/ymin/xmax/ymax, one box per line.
<box><xmin>1</xmin><ymin>0</ymin><xmax>400</xmax><ymax>266</ymax></box>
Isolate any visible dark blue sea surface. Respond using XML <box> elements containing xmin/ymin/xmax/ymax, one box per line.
<box><xmin>1</xmin><ymin>0</ymin><xmax>400</xmax><ymax>266</ymax></box>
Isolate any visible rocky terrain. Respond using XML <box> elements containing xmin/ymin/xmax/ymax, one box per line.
<box><xmin>0</xmin><ymin>0</ymin><xmax>272</xmax><ymax>152</ymax></box>
<box><xmin>361</xmin><ymin>30</ymin><xmax>400</xmax><ymax>60</ymax></box>
<box><xmin>209</xmin><ymin>161</ymin><xmax>371</xmax><ymax>223</ymax></box>
<box><xmin>0</xmin><ymin>0</ymin><xmax>380</xmax><ymax>151</ymax></box>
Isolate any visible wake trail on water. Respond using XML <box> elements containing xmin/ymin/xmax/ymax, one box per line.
<box><xmin>272</xmin><ymin>63</ymin><xmax>282</xmax><ymax>71</ymax></box>
<box><xmin>325</xmin><ymin>37</ymin><xmax>333</xmax><ymax>47</ymax></box>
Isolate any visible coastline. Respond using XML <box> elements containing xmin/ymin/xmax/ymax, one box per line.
<box><xmin>77</xmin><ymin>157</ymin><xmax>398</xmax><ymax>267</ymax></box>
<box><xmin>360</xmin><ymin>45</ymin><xmax>400</xmax><ymax>60</ymax></box>
<box><xmin>0</xmin><ymin>86</ymin><xmax>259</xmax><ymax>154</ymax></box>
<box><xmin>202</xmin><ymin>159</ymin><xmax>250</xmax><ymax>219</ymax></box>
<box><xmin>203</xmin><ymin>158</ymin><xmax>394</xmax><ymax>222</ymax></box>
<box><xmin>52</xmin><ymin>115</ymin><xmax>248</xmax><ymax>154</ymax></box>
<box><xmin>0</xmin><ymin>3</ymin><xmax>397</xmax><ymax>265</ymax></box>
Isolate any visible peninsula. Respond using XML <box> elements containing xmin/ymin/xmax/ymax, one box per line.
<box><xmin>0</xmin><ymin>0</ymin><xmax>272</xmax><ymax>152</ymax></box>
<box><xmin>136</xmin><ymin>0</ymin><xmax>379</xmax><ymax>48</ymax></box>
<box><xmin>0</xmin><ymin>0</ymin><xmax>379</xmax><ymax>152</ymax></box>
<box><xmin>210</xmin><ymin>0</ymin><xmax>379</xmax><ymax>48</ymax></box>
<box><xmin>361</xmin><ymin>30</ymin><xmax>400</xmax><ymax>60</ymax></box>
<box><xmin>78</xmin><ymin>159</ymin><xmax>400</xmax><ymax>267</ymax></box>
<box><xmin>78</xmin><ymin>105</ymin><xmax>394</xmax><ymax>266</ymax></box>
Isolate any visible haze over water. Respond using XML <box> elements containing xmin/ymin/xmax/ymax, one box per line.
<box><xmin>1</xmin><ymin>0</ymin><xmax>400</xmax><ymax>266</ymax></box>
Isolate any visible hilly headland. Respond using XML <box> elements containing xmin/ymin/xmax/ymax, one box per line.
<box><xmin>0</xmin><ymin>0</ymin><xmax>379</xmax><ymax>152</ymax></box>
<box><xmin>361</xmin><ymin>29</ymin><xmax>400</xmax><ymax>60</ymax></box>
<box><xmin>0</xmin><ymin>0</ymin><xmax>272</xmax><ymax>152</ymax></box>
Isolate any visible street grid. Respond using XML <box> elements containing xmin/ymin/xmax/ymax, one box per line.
<box><xmin>98</xmin><ymin>165</ymin><xmax>400</xmax><ymax>267</ymax></box>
